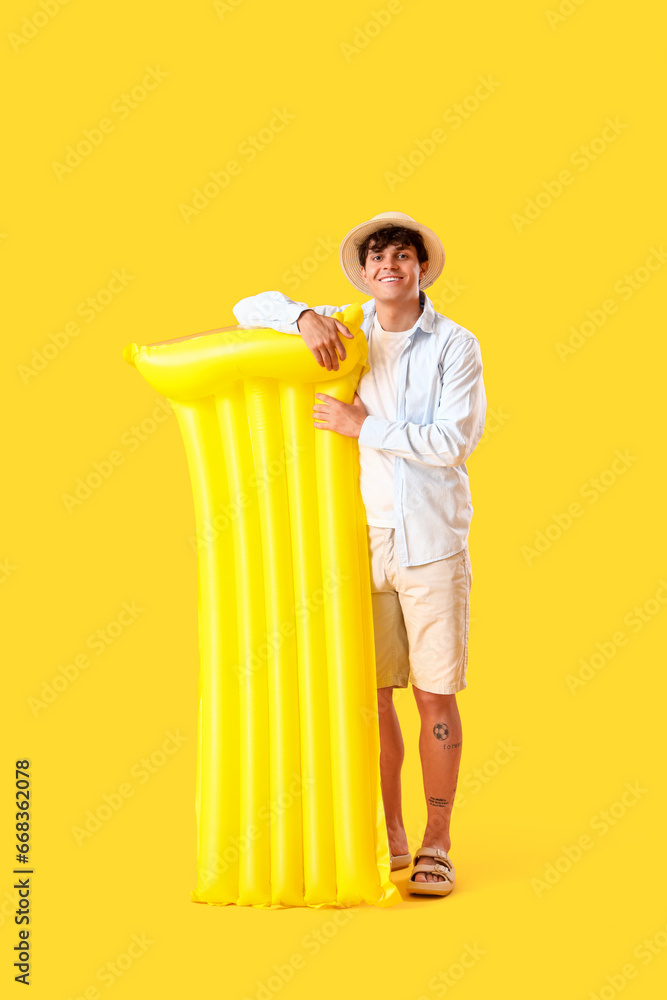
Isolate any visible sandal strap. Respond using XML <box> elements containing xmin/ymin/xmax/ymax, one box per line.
<box><xmin>411</xmin><ymin>862</ymin><xmax>452</xmax><ymax>877</ymax></box>
<box><xmin>413</xmin><ymin>847</ymin><xmax>451</xmax><ymax>864</ymax></box>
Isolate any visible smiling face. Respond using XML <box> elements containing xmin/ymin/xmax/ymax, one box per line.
<box><xmin>360</xmin><ymin>241</ymin><xmax>428</xmax><ymax>302</ymax></box>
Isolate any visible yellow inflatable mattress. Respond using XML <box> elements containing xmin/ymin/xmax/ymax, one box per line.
<box><xmin>123</xmin><ymin>303</ymin><xmax>399</xmax><ymax>908</ymax></box>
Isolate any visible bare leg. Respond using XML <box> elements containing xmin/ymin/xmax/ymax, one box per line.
<box><xmin>412</xmin><ymin>687</ymin><xmax>462</xmax><ymax>882</ymax></box>
<box><xmin>377</xmin><ymin>686</ymin><xmax>410</xmax><ymax>858</ymax></box>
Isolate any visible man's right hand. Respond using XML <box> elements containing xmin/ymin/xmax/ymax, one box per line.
<box><xmin>296</xmin><ymin>309</ymin><xmax>355</xmax><ymax>372</ymax></box>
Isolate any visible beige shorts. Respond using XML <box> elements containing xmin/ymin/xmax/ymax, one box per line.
<box><xmin>366</xmin><ymin>525</ymin><xmax>471</xmax><ymax>695</ymax></box>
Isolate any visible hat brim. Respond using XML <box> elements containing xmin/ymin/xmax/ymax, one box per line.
<box><xmin>338</xmin><ymin>215</ymin><xmax>445</xmax><ymax>296</ymax></box>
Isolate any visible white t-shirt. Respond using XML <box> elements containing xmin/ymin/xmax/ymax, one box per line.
<box><xmin>357</xmin><ymin>313</ymin><xmax>420</xmax><ymax>527</ymax></box>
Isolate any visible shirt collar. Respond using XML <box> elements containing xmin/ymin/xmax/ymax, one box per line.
<box><xmin>363</xmin><ymin>289</ymin><xmax>436</xmax><ymax>335</ymax></box>
<box><xmin>418</xmin><ymin>290</ymin><xmax>436</xmax><ymax>333</ymax></box>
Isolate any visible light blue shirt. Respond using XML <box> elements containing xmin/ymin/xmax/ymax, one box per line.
<box><xmin>232</xmin><ymin>289</ymin><xmax>487</xmax><ymax>568</ymax></box>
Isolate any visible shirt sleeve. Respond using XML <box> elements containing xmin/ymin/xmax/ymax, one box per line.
<box><xmin>232</xmin><ymin>290</ymin><xmax>351</xmax><ymax>334</ymax></box>
<box><xmin>357</xmin><ymin>336</ymin><xmax>487</xmax><ymax>467</ymax></box>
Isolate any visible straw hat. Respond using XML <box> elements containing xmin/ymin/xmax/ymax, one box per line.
<box><xmin>338</xmin><ymin>211</ymin><xmax>445</xmax><ymax>295</ymax></box>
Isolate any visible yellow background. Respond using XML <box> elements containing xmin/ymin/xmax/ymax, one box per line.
<box><xmin>2</xmin><ymin>0</ymin><xmax>665</xmax><ymax>996</ymax></box>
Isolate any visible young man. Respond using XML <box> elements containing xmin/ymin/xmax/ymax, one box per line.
<box><xmin>233</xmin><ymin>211</ymin><xmax>486</xmax><ymax>896</ymax></box>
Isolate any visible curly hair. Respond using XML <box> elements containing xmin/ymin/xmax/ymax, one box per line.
<box><xmin>357</xmin><ymin>225</ymin><xmax>429</xmax><ymax>269</ymax></box>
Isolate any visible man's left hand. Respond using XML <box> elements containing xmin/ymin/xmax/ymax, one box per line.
<box><xmin>312</xmin><ymin>392</ymin><xmax>367</xmax><ymax>439</ymax></box>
